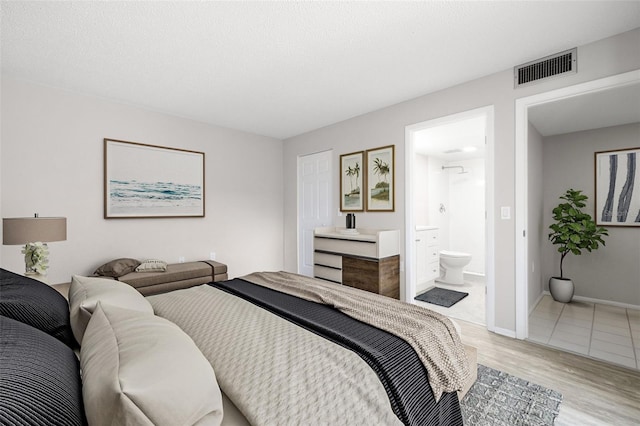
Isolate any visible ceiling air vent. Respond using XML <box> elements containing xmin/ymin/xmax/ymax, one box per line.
<box><xmin>514</xmin><ymin>48</ymin><xmax>577</xmax><ymax>87</ymax></box>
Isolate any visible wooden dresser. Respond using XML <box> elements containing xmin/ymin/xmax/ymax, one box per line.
<box><xmin>313</xmin><ymin>227</ymin><xmax>400</xmax><ymax>299</ymax></box>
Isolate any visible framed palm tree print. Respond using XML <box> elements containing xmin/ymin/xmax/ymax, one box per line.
<box><xmin>366</xmin><ymin>145</ymin><xmax>394</xmax><ymax>212</ymax></box>
<box><xmin>340</xmin><ymin>151</ymin><xmax>364</xmax><ymax>211</ymax></box>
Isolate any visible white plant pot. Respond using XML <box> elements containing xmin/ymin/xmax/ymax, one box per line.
<box><xmin>549</xmin><ymin>277</ymin><xmax>574</xmax><ymax>303</ymax></box>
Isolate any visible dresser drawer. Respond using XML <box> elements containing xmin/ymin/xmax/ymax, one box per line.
<box><xmin>314</xmin><ymin>252</ymin><xmax>342</xmax><ymax>269</ymax></box>
<box><xmin>314</xmin><ymin>237</ymin><xmax>377</xmax><ymax>258</ymax></box>
<box><xmin>314</xmin><ymin>265</ymin><xmax>342</xmax><ymax>284</ymax></box>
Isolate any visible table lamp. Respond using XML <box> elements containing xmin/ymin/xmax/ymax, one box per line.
<box><xmin>3</xmin><ymin>214</ymin><xmax>67</xmax><ymax>279</ymax></box>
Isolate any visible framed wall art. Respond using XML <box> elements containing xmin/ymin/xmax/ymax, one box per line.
<box><xmin>104</xmin><ymin>139</ymin><xmax>205</xmax><ymax>218</ymax></box>
<box><xmin>366</xmin><ymin>145</ymin><xmax>395</xmax><ymax>212</ymax></box>
<box><xmin>594</xmin><ymin>147</ymin><xmax>640</xmax><ymax>227</ymax></box>
<box><xmin>340</xmin><ymin>151</ymin><xmax>365</xmax><ymax>211</ymax></box>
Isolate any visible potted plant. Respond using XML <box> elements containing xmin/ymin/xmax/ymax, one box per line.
<box><xmin>548</xmin><ymin>189</ymin><xmax>608</xmax><ymax>302</ymax></box>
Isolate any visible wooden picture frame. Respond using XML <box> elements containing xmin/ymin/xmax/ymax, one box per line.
<box><xmin>594</xmin><ymin>147</ymin><xmax>640</xmax><ymax>227</ymax></box>
<box><xmin>339</xmin><ymin>151</ymin><xmax>365</xmax><ymax>211</ymax></box>
<box><xmin>104</xmin><ymin>139</ymin><xmax>205</xmax><ymax>218</ymax></box>
<box><xmin>366</xmin><ymin>145</ymin><xmax>395</xmax><ymax>212</ymax></box>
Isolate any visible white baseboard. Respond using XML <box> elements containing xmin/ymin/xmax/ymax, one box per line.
<box><xmin>492</xmin><ymin>327</ymin><xmax>516</xmax><ymax>338</ymax></box>
<box><xmin>542</xmin><ymin>291</ymin><xmax>640</xmax><ymax>311</ymax></box>
<box><xmin>529</xmin><ymin>292</ymin><xmax>545</xmax><ymax>315</ymax></box>
<box><xmin>416</xmin><ymin>280</ymin><xmax>435</xmax><ymax>295</ymax></box>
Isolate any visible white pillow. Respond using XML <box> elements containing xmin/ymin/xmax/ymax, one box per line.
<box><xmin>68</xmin><ymin>275</ymin><xmax>154</xmax><ymax>345</ymax></box>
<box><xmin>80</xmin><ymin>303</ymin><xmax>223</xmax><ymax>426</ymax></box>
<box><xmin>135</xmin><ymin>259</ymin><xmax>168</xmax><ymax>272</ymax></box>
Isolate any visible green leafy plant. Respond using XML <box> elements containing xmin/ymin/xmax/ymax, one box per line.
<box><xmin>548</xmin><ymin>189</ymin><xmax>608</xmax><ymax>278</ymax></box>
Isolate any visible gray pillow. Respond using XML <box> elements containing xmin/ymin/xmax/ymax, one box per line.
<box><xmin>0</xmin><ymin>316</ymin><xmax>86</xmax><ymax>425</ymax></box>
<box><xmin>0</xmin><ymin>268</ymin><xmax>75</xmax><ymax>348</ymax></box>
<box><xmin>94</xmin><ymin>258</ymin><xmax>140</xmax><ymax>277</ymax></box>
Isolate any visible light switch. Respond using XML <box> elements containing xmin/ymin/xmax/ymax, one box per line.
<box><xmin>501</xmin><ymin>206</ymin><xmax>511</xmax><ymax>220</ymax></box>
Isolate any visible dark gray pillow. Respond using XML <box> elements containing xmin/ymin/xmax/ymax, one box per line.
<box><xmin>0</xmin><ymin>315</ymin><xmax>87</xmax><ymax>425</ymax></box>
<box><xmin>0</xmin><ymin>268</ymin><xmax>75</xmax><ymax>347</ymax></box>
<box><xmin>94</xmin><ymin>258</ymin><xmax>140</xmax><ymax>277</ymax></box>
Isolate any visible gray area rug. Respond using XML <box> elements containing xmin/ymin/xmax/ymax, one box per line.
<box><xmin>460</xmin><ymin>364</ymin><xmax>563</xmax><ymax>426</ymax></box>
<box><xmin>414</xmin><ymin>287</ymin><xmax>468</xmax><ymax>307</ymax></box>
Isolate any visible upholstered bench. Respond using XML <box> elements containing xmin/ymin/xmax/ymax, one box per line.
<box><xmin>115</xmin><ymin>261</ymin><xmax>228</xmax><ymax>296</ymax></box>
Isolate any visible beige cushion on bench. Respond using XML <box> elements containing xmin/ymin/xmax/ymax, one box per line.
<box><xmin>117</xmin><ymin>261</ymin><xmax>228</xmax><ymax>296</ymax></box>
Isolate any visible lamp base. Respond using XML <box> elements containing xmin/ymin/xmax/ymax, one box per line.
<box><xmin>22</xmin><ymin>242</ymin><xmax>49</xmax><ymax>277</ymax></box>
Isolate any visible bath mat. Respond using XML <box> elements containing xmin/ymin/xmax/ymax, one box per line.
<box><xmin>414</xmin><ymin>287</ymin><xmax>468</xmax><ymax>307</ymax></box>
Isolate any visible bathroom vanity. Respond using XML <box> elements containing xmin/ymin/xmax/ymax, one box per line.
<box><xmin>416</xmin><ymin>226</ymin><xmax>440</xmax><ymax>294</ymax></box>
<box><xmin>313</xmin><ymin>227</ymin><xmax>400</xmax><ymax>299</ymax></box>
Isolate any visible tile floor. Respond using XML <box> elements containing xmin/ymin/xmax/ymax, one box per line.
<box><xmin>529</xmin><ymin>295</ymin><xmax>640</xmax><ymax>370</ymax></box>
<box><xmin>414</xmin><ymin>274</ymin><xmax>486</xmax><ymax>326</ymax></box>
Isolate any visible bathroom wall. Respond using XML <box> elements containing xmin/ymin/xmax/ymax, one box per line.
<box><xmin>448</xmin><ymin>158</ymin><xmax>485</xmax><ymax>274</ymax></box>
<box><xmin>416</xmin><ymin>155</ymin><xmax>485</xmax><ymax>274</ymax></box>
<box><xmin>541</xmin><ymin>122</ymin><xmax>640</xmax><ymax>306</ymax></box>
<box><xmin>414</xmin><ymin>154</ymin><xmax>430</xmax><ymax>225</ymax></box>
<box><xmin>427</xmin><ymin>156</ymin><xmax>449</xmax><ymax>245</ymax></box>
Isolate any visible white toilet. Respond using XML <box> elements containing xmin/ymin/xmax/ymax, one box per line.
<box><xmin>438</xmin><ymin>250</ymin><xmax>472</xmax><ymax>285</ymax></box>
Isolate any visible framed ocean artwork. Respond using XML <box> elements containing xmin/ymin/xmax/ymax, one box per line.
<box><xmin>594</xmin><ymin>147</ymin><xmax>640</xmax><ymax>227</ymax></box>
<box><xmin>104</xmin><ymin>139</ymin><xmax>205</xmax><ymax>218</ymax></box>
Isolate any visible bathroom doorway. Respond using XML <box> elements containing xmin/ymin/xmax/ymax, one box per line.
<box><xmin>405</xmin><ymin>106</ymin><xmax>495</xmax><ymax>330</ymax></box>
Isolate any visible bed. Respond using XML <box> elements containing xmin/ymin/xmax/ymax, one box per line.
<box><xmin>0</xmin><ymin>267</ymin><xmax>474</xmax><ymax>426</ymax></box>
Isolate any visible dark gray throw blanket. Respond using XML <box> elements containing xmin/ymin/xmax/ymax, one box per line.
<box><xmin>213</xmin><ymin>278</ymin><xmax>463</xmax><ymax>426</ymax></box>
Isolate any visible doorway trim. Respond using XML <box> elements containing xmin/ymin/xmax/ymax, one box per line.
<box><xmin>514</xmin><ymin>69</ymin><xmax>640</xmax><ymax>339</ymax></box>
<box><xmin>405</xmin><ymin>105</ymin><xmax>496</xmax><ymax>331</ymax></box>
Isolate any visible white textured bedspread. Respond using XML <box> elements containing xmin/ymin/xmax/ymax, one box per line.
<box><xmin>241</xmin><ymin>271</ymin><xmax>470</xmax><ymax>400</ymax></box>
<box><xmin>148</xmin><ymin>285</ymin><xmax>403</xmax><ymax>426</ymax></box>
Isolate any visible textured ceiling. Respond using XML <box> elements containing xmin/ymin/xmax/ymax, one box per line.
<box><xmin>2</xmin><ymin>1</ymin><xmax>639</xmax><ymax>139</ymax></box>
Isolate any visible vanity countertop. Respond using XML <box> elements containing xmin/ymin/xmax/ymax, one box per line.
<box><xmin>416</xmin><ymin>225</ymin><xmax>438</xmax><ymax>231</ymax></box>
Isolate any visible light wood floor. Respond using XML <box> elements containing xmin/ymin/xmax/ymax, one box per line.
<box><xmin>457</xmin><ymin>319</ymin><xmax>640</xmax><ymax>426</ymax></box>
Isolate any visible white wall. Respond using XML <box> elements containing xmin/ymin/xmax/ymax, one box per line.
<box><xmin>414</xmin><ymin>154</ymin><xmax>429</xmax><ymax>225</ymax></box>
<box><xmin>541</xmin><ymin>123</ymin><xmax>640</xmax><ymax>305</ymax></box>
<box><xmin>426</xmin><ymin>156</ymin><xmax>449</xmax><ymax>242</ymax></box>
<box><xmin>283</xmin><ymin>28</ymin><xmax>640</xmax><ymax>332</ymax></box>
<box><xmin>527</xmin><ymin>123</ymin><xmax>544</xmax><ymax>311</ymax></box>
<box><xmin>1</xmin><ymin>78</ymin><xmax>284</xmax><ymax>284</ymax></box>
<box><xmin>448</xmin><ymin>158</ymin><xmax>485</xmax><ymax>274</ymax></box>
